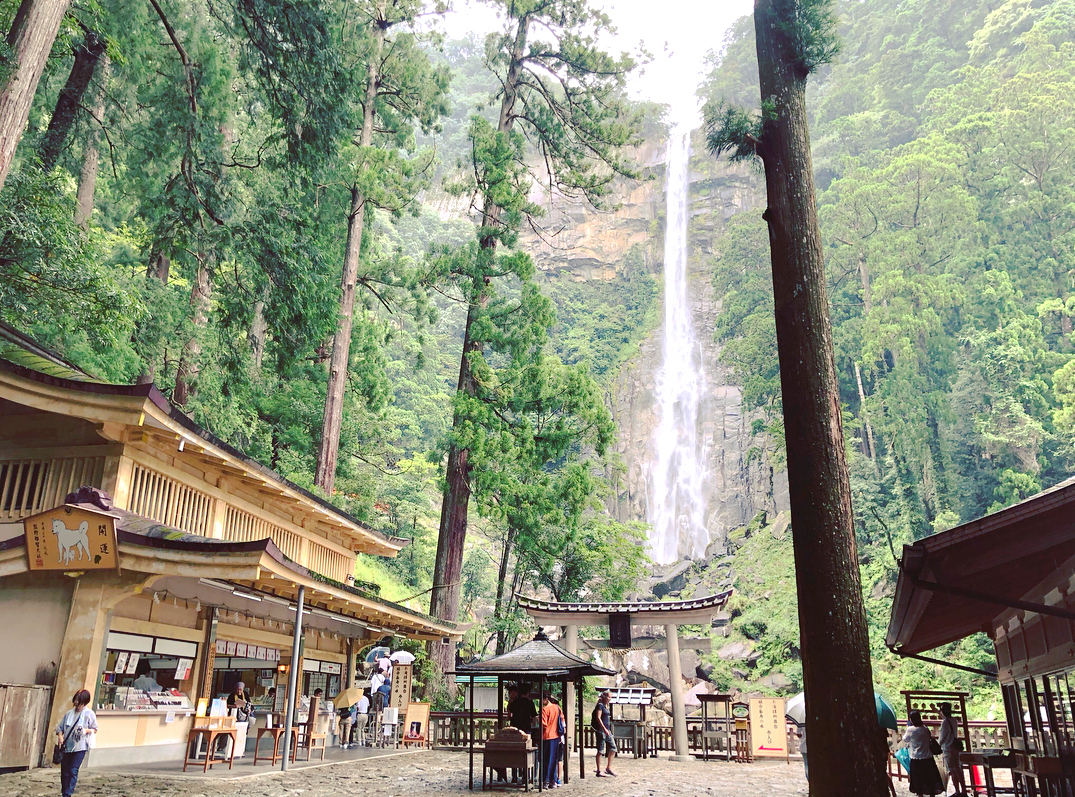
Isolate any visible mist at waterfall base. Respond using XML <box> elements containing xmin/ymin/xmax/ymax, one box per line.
<box><xmin>647</xmin><ymin>123</ymin><xmax>710</xmax><ymax>566</ymax></box>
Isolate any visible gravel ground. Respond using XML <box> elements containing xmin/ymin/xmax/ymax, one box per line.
<box><xmin>2</xmin><ymin>749</ymin><xmax>920</xmax><ymax>797</ymax></box>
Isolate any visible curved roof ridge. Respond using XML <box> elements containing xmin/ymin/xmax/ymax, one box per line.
<box><xmin>516</xmin><ymin>590</ymin><xmax>733</xmax><ymax>613</ymax></box>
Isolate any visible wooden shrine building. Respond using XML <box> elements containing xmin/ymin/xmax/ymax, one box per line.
<box><xmin>0</xmin><ymin>323</ymin><xmax>460</xmax><ymax>769</ymax></box>
<box><xmin>887</xmin><ymin>474</ymin><xmax>1075</xmax><ymax>795</ymax></box>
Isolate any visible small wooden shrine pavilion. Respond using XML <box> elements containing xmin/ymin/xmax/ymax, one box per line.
<box><xmin>454</xmin><ymin>630</ymin><xmax>614</xmax><ymax>790</ymax></box>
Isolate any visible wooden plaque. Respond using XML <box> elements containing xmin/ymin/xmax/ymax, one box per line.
<box><xmin>390</xmin><ymin>664</ymin><xmax>413</xmax><ymax>709</ymax></box>
<box><xmin>24</xmin><ymin>505</ymin><xmax>119</xmax><ymax>571</ymax></box>
<box><xmin>749</xmin><ymin>697</ymin><xmax>788</xmax><ymax>759</ymax></box>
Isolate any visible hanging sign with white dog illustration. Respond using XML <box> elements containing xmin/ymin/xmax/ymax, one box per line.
<box><xmin>24</xmin><ymin>505</ymin><xmax>119</xmax><ymax>571</ymax></box>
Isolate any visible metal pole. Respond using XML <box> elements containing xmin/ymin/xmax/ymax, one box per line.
<box><xmin>280</xmin><ymin>585</ymin><xmax>305</xmax><ymax>771</ymax></box>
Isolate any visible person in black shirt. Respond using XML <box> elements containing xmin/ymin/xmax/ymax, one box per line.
<box><xmin>507</xmin><ymin>684</ymin><xmax>538</xmax><ymax>784</ymax></box>
<box><xmin>509</xmin><ymin>683</ymin><xmax>538</xmax><ymax>733</ymax></box>
<box><xmin>592</xmin><ymin>690</ymin><xmax>616</xmax><ymax>776</ymax></box>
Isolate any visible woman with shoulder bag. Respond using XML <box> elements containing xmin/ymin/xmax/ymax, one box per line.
<box><xmin>54</xmin><ymin>689</ymin><xmax>98</xmax><ymax>797</ymax></box>
<box><xmin>899</xmin><ymin>711</ymin><xmax>944</xmax><ymax>797</ymax></box>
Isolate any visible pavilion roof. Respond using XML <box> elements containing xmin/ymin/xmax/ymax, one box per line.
<box><xmin>886</xmin><ymin>474</ymin><xmax>1075</xmax><ymax>655</ymax></box>
<box><xmin>518</xmin><ymin>590</ymin><xmax>733</xmax><ymax>626</ymax></box>
<box><xmin>455</xmin><ymin>631</ymin><xmax>615</xmax><ymax>679</ymax></box>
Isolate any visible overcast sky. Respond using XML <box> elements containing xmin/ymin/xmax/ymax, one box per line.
<box><xmin>440</xmin><ymin>0</ymin><xmax>755</xmax><ymax>124</ymax></box>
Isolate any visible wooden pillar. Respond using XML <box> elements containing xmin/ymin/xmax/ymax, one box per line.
<box><xmin>665</xmin><ymin>622</ymin><xmax>691</xmax><ymax>761</ymax></box>
<box><xmin>563</xmin><ymin>625</ymin><xmax>578</xmax><ymax>778</ymax></box>
<box><xmin>577</xmin><ymin>675</ymin><xmax>585</xmax><ymax>779</ymax></box>
<box><xmin>48</xmin><ymin>571</ymin><xmax>148</xmax><ymax>746</ymax></box>
<box><xmin>198</xmin><ymin>606</ymin><xmax>218</xmax><ymax>700</ymax></box>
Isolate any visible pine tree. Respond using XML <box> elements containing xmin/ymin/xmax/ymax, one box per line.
<box><xmin>428</xmin><ymin>0</ymin><xmax>641</xmax><ymax>680</ymax></box>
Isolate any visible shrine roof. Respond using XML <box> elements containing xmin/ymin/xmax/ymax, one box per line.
<box><xmin>455</xmin><ymin>631</ymin><xmax>615</xmax><ymax>679</ymax></box>
<box><xmin>886</xmin><ymin>474</ymin><xmax>1075</xmax><ymax>655</ymax></box>
<box><xmin>517</xmin><ymin>590</ymin><xmax>733</xmax><ymax>626</ymax></box>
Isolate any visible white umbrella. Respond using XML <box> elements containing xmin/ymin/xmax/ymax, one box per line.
<box><xmin>786</xmin><ymin>692</ymin><xmax>806</xmax><ymax>725</ymax></box>
<box><xmin>389</xmin><ymin>650</ymin><xmax>416</xmax><ymax>665</ymax></box>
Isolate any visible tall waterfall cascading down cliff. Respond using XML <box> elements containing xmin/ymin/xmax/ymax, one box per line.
<box><xmin>648</xmin><ymin>125</ymin><xmax>709</xmax><ymax>565</ymax></box>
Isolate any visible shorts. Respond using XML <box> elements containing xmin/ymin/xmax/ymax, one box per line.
<box><xmin>596</xmin><ymin>731</ymin><xmax>615</xmax><ymax>755</ymax></box>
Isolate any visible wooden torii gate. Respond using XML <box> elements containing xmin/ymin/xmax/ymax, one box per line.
<box><xmin>518</xmin><ymin>591</ymin><xmax>733</xmax><ymax>761</ymax></box>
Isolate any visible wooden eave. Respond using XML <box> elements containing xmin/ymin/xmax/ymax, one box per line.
<box><xmin>0</xmin><ymin>529</ymin><xmax>459</xmax><ymax>642</ymax></box>
<box><xmin>886</xmin><ymin>475</ymin><xmax>1075</xmax><ymax>655</ymax></box>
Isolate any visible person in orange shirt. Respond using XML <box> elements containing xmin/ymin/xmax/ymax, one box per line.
<box><xmin>540</xmin><ymin>693</ymin><xmax>563</xmax><ymax>789</ymax></box>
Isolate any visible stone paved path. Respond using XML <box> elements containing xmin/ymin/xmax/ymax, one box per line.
<box><xmin>2</xmin><ymin>750</ymin><xmax>918</xmax><ymax>797</ymax></box>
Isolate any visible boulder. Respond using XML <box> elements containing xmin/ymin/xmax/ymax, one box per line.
<box><xmin>716</xmin><ymin>640</ymin><xmax>755</xmax><ymax>662</ymax></box>
<box><xmin>652</xmin><ymin>559</ymin><xmax>694</xmax><ymax>598</ymax></box>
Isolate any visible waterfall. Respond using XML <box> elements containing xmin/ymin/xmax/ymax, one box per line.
<box><xmin>648</xmin><ymin>124</ymin><xmax>708</xmax><ymax>565</ymax></box>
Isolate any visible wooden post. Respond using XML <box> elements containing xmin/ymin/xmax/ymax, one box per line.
<box><xmin>468</xmin><ymin>675</ymin><xmax>475</xmax><ymax>790</ymax></box>
<box><xmin>578</xmin><ymin>676</ymin><xmax>585</xmax><ymax>779</ymax></box>
<box><xmin>563</xmin><ymin>625</ymin><xmax>577</xmax><ymax>776</ymax></box>
<box><xmin>666</xmin><ymin>623</ymin><xmax>690</xmax><ymax>761</ymax></box>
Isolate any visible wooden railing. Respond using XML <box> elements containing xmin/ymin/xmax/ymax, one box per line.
<box><xmin>306</xmin><ymin>539</ymin><xmax>352</xmax><ymax>584</ymax></box>
<box><xmin>128</xmin><ymin>462</ymin><xmax>212</xmax><ymax>536</ymax></box>
<box><xmin>223</xmin><ymin>505</ymin><xmax>302</xmax><ymax>561</ymax></box>
<box><xmin>0</xmin><ymin>456</ymin><xmax>106</xmax><ymax>522</ymax></box>
<box><xmin>429</xmin><ymin>710</ymin><xmax>1010</xmax><ymax>771</ymax></box>
<box><xmin>429</xmin><ymin>712</ymin><xmax>499</xmax><ymax>749</ymax></box>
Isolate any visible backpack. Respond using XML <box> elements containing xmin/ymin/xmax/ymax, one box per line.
<box><xmin>557</xmin><ymin>710</ymin><xmax>566</xmax><ymax>737</ymax></box>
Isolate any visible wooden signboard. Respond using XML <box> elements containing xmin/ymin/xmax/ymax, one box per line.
<box><xmin>24</xmin><ymin>505</ymin><xmax>118</xmax><ymax>571</ymax></box>
<box><xmin>749</xmin><ymin>697</ymin><xmax>788</xmax><ymax>759</ymax></box>
<box><xmin>390</xmin><ymin>664</ymin><xmax>413</xmax><ymax>709</ymax></box>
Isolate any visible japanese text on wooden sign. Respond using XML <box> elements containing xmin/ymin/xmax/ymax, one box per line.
<box><xmin>390</xmin><ymin>664</ymin><xmax>413</xmax><ymax>709</ymax></box>
<box><xmin>24</xmin><ymin>505</ymin><xmax>119</xmax><ymax>571</ymax></box>
<box><xmin>749</xmin><ymin>697</ymin><xmax>789</xmax><ymax>759</ymax></box>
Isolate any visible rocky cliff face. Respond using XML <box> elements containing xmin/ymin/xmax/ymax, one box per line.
<box><xmin>519</xmin><ymin>131</ymin><xmax>789</xmax><ymax>565</ymax></box>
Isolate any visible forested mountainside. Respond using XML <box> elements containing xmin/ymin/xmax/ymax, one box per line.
<box><xmin>0</xmin><ymin>0</ymin><xmax>1072</xmax><ymax>714</ymax></box>
<box><xmin>696</xmin><ymin>0</ymin><xmax>1075</xmax><ymax>712</ymax></box>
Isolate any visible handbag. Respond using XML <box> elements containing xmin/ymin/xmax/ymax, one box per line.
<box><xmin>929</xmin><ymin>736</ymin><xmax>942</xmax><ymax>756</ymax></box>
<box><xmin>52</xmin><ymin>712</ymin><xmax>82</xmax><ymax>764</ymax></box>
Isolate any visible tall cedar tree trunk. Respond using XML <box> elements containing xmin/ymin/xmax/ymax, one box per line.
<box><xmin>249</xmin><ymin>285</ymin><xmax>269</xmax><ymax>375</ymax></box>
<box><xmin>492</xmin><ymin>525</ymin><xmax>517</xmax><ymax>655</ymax></box>
<box><xmin>428</xmin><ymin>14</ymin><xmax>530</xmax><ymax>684</ymax></box>
<box><xmin>39</xmin><ymin>29</ymin><xmax>107</xmax><ymax>173</ymax></box>
<box><xmin>313</xmin><ymin>21</ymin><xmax>385</xmax><ymax>495</ymax></box>
<box><xmin>173</xmin><ymin>259</ymin><xmax>211</xmax><ymax>405</ymax></box>
<box><xmin>75</xmin><ymin>52</ymin><xmax>108</xmax><ymax>227</ymax></box>
<box><xmin>0</xmin><ymin>0</ymin><xmax>72</xmax><ymax>192</ymax></box>
<box><xmin>135</xmin><ymin>252</ymin><xmax>170</xmax><ymax>385</ymax></box>
<box><xmin>753</xmin><ymin>2</ymin><xmax>888</xmax><ymax>795</ymax></box>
